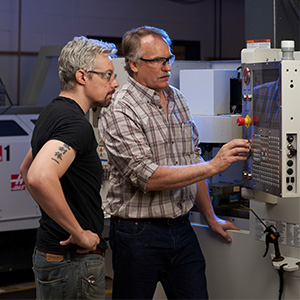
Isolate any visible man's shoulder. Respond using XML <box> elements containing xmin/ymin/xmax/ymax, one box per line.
<box><xmin>167</xmin><ymin>84</ymin><xmax>183</xmax><ymax>96</ymax></box>
<box><xmin>111</xmin><ymin>82</ymin><xmax>139</xmax><ymax>107</ymax></box>
<box><xmin>113</xmin><ymin>84</ymin><xmax>131</xmax><ymax>100</ymax></box>
<box><xmin>40</xmin><ymin>97</ymin><xmax>83</xmax><ymax>116</ymax></box>
<box><xmin>165</xmin><ymin>85</ymin><xmax>188</xmax><ymax>105</ymax></box>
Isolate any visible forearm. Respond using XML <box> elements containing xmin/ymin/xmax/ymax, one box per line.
<box><xmin>195</xmin><ymin>180</ymin><xmax>239</xmax><ymax>242</ymax></box>
<box><xmin>21</xmin><ymin>140</ymin><xmax>99</xmax><ymax>251</ymax></box>
<box><xmin>21</xmin><ymin>146</ymin><xmax>82</xmax><ymax>237</ymax></box>
<box><xmin>28</xmin><ymin>175</ymin><xmax>100</xmax><ymax>250</ymax></box>
<box><xmin>28</xmin><ymin>175</ymin><xmax>84</xmax><ymax>238</ymax></box>
<box><xmin>194</xmin><ymin>180</ymin><xmax>217</xmax><ymax>224</ymax></box>
<box><xmin>20</xmin><ymin>148</ymin><xmax>33</xmax><ymax>191</ymax></box>
<box><xmin>145</xmin><ymin>138</ymin><xmax>250</xmax><ymax>192</ymax></box>
<box><xmin>145</xmin><ymin>162</ymin><xmax>215</xmax><ymax>191</ymax></box>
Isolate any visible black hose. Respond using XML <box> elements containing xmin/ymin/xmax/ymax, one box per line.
<box><xmin>278</xmin><ymin>263</ymin><xmax>287</xmax><ymax>300</ymax></box>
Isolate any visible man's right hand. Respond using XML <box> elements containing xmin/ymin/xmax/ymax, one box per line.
<box><xmin>209</xmin><ymin>139</ymin><xmax>250</xmax><ymax>174</ymax></box>
<box><xmin>60</xmin><ymin>230</ymin><xmax>100</xmax><ymax>253</ymax></box>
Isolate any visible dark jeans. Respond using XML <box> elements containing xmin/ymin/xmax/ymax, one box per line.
<box><xmin>110</xmin><ymin>215</ymin><xmax>208</xmax><ymax>300</ymax></box>
<box><xmin>33</xmin><ymin>248</ymin><xmax>105</xmax><ymax>300</ymax></box>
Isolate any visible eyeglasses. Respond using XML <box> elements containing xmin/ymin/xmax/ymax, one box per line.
<box><xmin>87</xmin><ymin>70</ymin><xmax>117</xmax><ymax>81</ymax></box>
<box><xmin>139</xmin><ymin>55</ymin><xmax>175</xmax><ymax>67</ymax></box>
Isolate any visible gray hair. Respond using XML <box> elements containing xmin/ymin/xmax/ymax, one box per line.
<box><xmin>122</xmin><ymin>26</ymin><xmax>172</xmax><ymax>76</ymax></box>
<box><xmin>58</xmin><ymin>36</ymin><xmax>117</xmax><ymax>90</ymax></box>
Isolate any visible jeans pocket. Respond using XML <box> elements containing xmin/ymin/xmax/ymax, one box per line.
<box><xmin>81</xmin><ymin>256</ymin><xmax>105</xmax><ymax>300</ymax></box>
<box><xmin>33</xmin><ymin>250</ymin><xmax>78</xmax><ymax>299</ymax></box>
<box><xmin>35</xmin><ymin>276</ymin><xmax>68</xmax><ymax>300</ymax></box>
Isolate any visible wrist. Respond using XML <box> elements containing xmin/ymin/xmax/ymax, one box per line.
<box><xmin>206</xmin><ymin>160</ymin><xmax>218</xmax><ymax>178</ymax></box>
<box><xmin>70</xmin><ymin>227</ymin><xmax>85</xmax><ymax>242</ymax></box>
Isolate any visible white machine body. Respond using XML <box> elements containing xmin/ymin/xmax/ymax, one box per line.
<box><xmin>192</xmin><ymin>47</ymin><xmax>300</xmax><ymax>300</ymax></box>
<box><xmin>0</xmin><ymin>113</ymin><xmax>41</xmax><ymax>232</ymax></box>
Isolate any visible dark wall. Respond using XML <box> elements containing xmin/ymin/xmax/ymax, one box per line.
<box><xmin>245</xmin><ymin>0</ymin><xmax>300</xmax><ymax>50</ymax></box>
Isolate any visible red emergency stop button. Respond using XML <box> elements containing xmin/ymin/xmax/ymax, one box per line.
<box><xmin>237</xmin><ymin>114</ymin><xmax>251</xmax><ymax>128</ymax></box>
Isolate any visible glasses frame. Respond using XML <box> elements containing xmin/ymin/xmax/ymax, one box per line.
<box><xmin>139</xmin><ymin>55</ymin><xmax>175</xmax><ymax>67</ymax></box>
<box><xmin>87</xmin><ymin>70</ymin><xmax>117</xmax><ymax>81</ymax></box>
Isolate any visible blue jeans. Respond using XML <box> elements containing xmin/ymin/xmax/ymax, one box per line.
<box><xmin>110</xmin><ymin>215</ymin><xmax>208</xmax><ymax>299</ymax></box>
<box><xmin>33</xmin><ymin>248</ymin><xmax>105</xmax><ymax>300</ymax></box>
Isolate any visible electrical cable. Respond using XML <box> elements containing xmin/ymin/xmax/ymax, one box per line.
<box><xmin>240</xmin><ymin>204</ymin><xmax>267</xmax><ymax>228</ymax></box>
<box><xmin>278</xmin><ymin>263</ymin><xmax>287</xmax><ymax>300</ymax></box>
<box><xmin>240</xmin><ymin>204</ymin><xmax>288</xmax><ymax>300</ymax></box>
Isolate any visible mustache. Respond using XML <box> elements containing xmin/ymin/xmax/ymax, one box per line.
<box><xmin>154</xmin><ymin>72</ymin><xmax>171</xmax><ymax>82</ymax></box>
<box><xmin>157</xmin><ymin>72</ymin><xmax>171</xmax><ymax>79</ymax></box>
<box><xmin>108</xmin><ymin>89</ymin><xmax>116</xmax><ymax>95</ymax></box>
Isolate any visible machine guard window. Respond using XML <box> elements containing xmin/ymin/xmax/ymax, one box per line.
<box><xmin>0</xmin><ymin>120</ymin><xmax>28</xmax><ymax>136</ymax></box>
<box><xmin>252</xmin><ymin>65</ymin><xmax>280</xmax><ymax>130</ymax></box>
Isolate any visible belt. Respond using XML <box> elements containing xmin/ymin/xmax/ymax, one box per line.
<box><xmin>87</xmin><ymin>248</ymin><xmax>105</xmax><ymax>256</ymax></box>
<box><xmin>111</xmin><ymin>214</ymin><xmax>189</xmax><ymax>226</ymax></box>
<box><xmin>36</xmin><ymin>247</ymin><xmax>105</xmax><ymax>257</ymax></box>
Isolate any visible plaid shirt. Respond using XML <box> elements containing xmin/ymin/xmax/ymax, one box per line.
<box><xmin>99</xmin><ymin>76</ymin><xmax>201</xmax><ymax>219</ymax></box>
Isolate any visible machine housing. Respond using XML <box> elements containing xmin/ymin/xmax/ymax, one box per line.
<box><xmin>240</xmin><ymin>48</ymin><xmax>300</xmax><ymax>199</ymax></box>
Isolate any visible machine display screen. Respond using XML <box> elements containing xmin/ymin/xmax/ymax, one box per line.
<box><xmin>252</xmin><ymin>67</ymin><xmax>280</xmax><ymax>130</ymax></box>
<box><xmin>242</xmin><ymin>62</ymin><xmax>282</xmax><ymax>196</ymax></box>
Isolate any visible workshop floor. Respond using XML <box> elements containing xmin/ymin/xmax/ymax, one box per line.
<box><xmin>0</xmin><ymin>269</ymin><xmax>113</xmax><ymax>299</ymax></box>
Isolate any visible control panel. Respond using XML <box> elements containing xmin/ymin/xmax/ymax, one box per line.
<box><xmin>239</xmin><ymin>60</ymin><xmax>300</xmax><ymax>198</ymax></box>
<box><xmin>285</xmin><ymin>134</ymin><xmax>297</xmax><ymax>192</ymax></box>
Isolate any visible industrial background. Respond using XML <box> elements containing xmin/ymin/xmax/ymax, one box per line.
<box><xmin>0</xmin><ymin>0</ymin><xmax>246</xmax><ymax>107</ymax></box>
<box><xmin>0</xmin><ymin>0</ymin><xmax>299</xmax><ymax>299</ymax></box>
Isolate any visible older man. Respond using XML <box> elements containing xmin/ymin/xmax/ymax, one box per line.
<box><xmin>99</xmin><ymin>26</ymin><xmax>249</xmax><ymax>299</ymax></box>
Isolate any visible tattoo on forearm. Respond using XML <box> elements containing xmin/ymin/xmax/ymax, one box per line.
<box><xmin>51</xmin><ymin>143</ymin><xmax>71</xmax><ymax>164</ymax></box>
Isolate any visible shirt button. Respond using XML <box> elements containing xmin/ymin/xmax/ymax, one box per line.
<box><xmin>175</xmin><ymin>161</ymin><xmax>178</xmax><ymax>165</ymax></box>
<box><xmin>172</xmin><ymin>141</ymin><xmax>174</xmax><ymax>144</ymax></box>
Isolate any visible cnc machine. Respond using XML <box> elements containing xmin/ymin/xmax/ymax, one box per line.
<box><xmin>90</xmin><ymin>49</ymin><xmax>300</xmax><ymax>299</ymax></box>
<box><xmin>188</xmin><ymin>42</ymin><xmax>300</xmax><ymax>300</ymax></box>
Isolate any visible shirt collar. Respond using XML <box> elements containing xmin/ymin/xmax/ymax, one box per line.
<box><xmin>128</xmin><ymin>76</ymin><xmax>174</xmax><ymax>106</ymax></box>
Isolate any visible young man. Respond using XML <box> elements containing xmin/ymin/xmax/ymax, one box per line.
<box><xmin>99</xmin><ymin>26</ymin><xmax>249</xmax><ymax>299</ymax></box>
<box><xmin>20</xmin><ymin>36</ymin><xmax>119</xmax><ymax>300</ymax></box>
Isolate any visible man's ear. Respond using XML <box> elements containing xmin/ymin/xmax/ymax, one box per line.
<box><xmin>128</xmin><ymin>59</ymin><xmax>139</xmax><ymax>74</ymax></box>
<box><xmin>75</xmin><ymin>69</ymin><xmax>87</xmax><ymax>85</ymax></box>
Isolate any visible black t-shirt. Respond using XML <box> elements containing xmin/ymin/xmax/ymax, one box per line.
<box><xmin>31</xmin><ymin>96</ymin><xmax>106</xmax><ymax>252</ymax></box>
